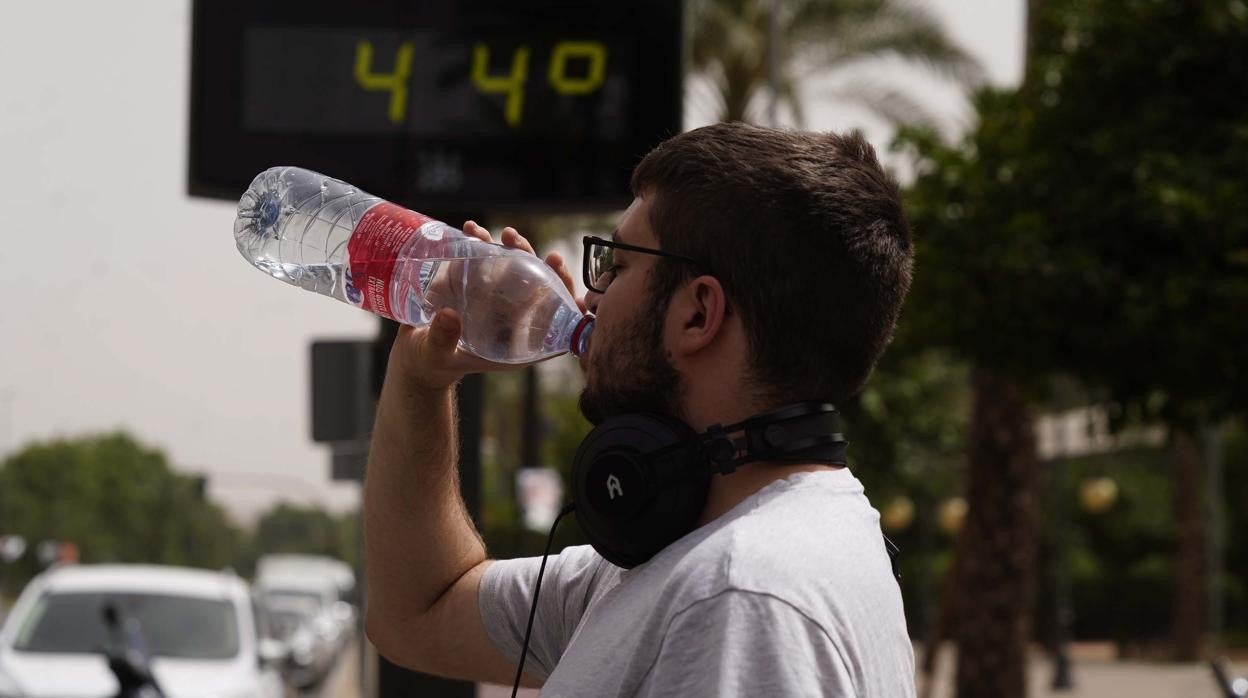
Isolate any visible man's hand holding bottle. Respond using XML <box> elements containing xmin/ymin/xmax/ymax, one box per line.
<box><xmin>388</xmin><ymin>220</ymin><xmax>586</xmax><ymax>395</ymax></box>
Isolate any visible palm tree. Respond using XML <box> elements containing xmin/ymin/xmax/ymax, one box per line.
<box><xmin>688</xmin><ymin>0</ymin><xmax>984</xmax><ymax>126</ymax></box>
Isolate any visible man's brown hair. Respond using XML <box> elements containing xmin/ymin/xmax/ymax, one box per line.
<box><xmin>631</xmin><ymin>122</ymin><xmax>913</xmax><ymax>406</ymax></box>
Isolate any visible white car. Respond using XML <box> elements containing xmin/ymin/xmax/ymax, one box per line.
<box><xmin>255</xmin><ymin>556</ymin><xmax>355</xmax><ymax>649</ymax></box>
<box><xmin>263</xmin><ymin>598</ymin><xmax>334</xmax><ymax>690</ymax></box>
<box><xmin>254</xmin><ymin>556</ymin><xmax>353</xmax><ymax>600</ymax></box>
<box><xmin>0</xmin><ymin>564</ymin><xmax>286</xmax><ymax>698</ymax></box>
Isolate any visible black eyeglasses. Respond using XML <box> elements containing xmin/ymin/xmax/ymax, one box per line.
<box><xmin>581</xmin><ymin>235</ymin><xmax>702</xmax><ymax>294</ymax></box>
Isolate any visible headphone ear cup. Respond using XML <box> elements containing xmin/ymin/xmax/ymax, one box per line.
<box><xmin>571</xmin><ymin>414</ymin><xmax>709</xmax><ymax>569</ymax></box>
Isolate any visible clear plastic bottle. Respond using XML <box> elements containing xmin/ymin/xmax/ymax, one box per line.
<box><xmin>234</xmin><ymin>166</ymin><xmax>593</xmax><ymax>364</ymax></box>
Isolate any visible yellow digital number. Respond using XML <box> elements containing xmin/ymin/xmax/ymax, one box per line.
<box><xmin>472</xmin><ymin>44</ymin><xmax>530</xmax><ymax>128</ymax></box>
<box><xmin>354</xmin><ymin>41</ymin><xmax>414</xmax><ymax>124</ymax></box>
<box><xmin>548</xmin><ymin>41</ymin><xmax>607</xmax><ymax>95</ymax></box>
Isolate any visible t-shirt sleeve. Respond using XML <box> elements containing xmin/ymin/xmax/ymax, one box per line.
<box><xmin>636</xmin><ymin>590</ymin><xmax>857</xmax><ymax>698</ymax></box>
<box><xmin>477</xmin><ymin>545</ymin><xmax>611</xmax><ymax>680</ymax></box>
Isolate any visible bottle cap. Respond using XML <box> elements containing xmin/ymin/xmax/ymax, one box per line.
<box><xmin>571</xmin><ymin>315</ymin><xmax>596</xmax><ymax>357</ymax></box>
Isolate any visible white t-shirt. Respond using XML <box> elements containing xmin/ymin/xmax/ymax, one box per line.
<box><xmin>479</xmin><ymin>469</ymin><xmax>916</xmax><ymax>697</ymax></box>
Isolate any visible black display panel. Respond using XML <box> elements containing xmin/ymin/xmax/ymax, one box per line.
<box><xmin>189</xmin><ymin>0</ymin><xmax>683</xmax><ymax>211</ymax></box>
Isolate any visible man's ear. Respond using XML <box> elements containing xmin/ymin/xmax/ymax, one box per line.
<box><xmin>670</xmin><ymin>275</ymin><xmax>729</xmax><ymax>356</ymax></box>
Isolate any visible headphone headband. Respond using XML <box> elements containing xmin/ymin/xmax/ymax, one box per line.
<box><xmin>700</xmin><ymin>402</ymin><xmax>847</xmax><ymax>474</ymax></box>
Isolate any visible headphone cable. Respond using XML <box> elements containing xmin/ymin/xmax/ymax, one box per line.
<box><xmin>511</xmin><ymin>502</ymin><xmax>576</xmax><ymax>698</ymax></box>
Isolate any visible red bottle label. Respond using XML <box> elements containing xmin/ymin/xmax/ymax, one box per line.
<box><xmin>346</xmin><ymin>202</ymin><xmax>433</xmax><ymax>319</ymax></box>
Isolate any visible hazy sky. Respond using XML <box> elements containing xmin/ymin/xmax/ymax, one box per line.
<box><xmin>0</xmin><ymin>0</ymin><xmax>1022</xmax><ymax>524</ymax></box>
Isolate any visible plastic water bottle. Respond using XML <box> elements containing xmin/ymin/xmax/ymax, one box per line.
<box><xmin>234</xmin><ymin>166</ymin><xmax>593</xmax><ymax>364</ymax></box>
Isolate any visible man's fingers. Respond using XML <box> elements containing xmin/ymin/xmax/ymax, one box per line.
<box><xmin>546</xmin><ymin>250</ymin><xmax>575</xmax><ymax>289</ymax></box>
<box><xmin>501</xmin><ymin>227</ymin><xmax>536</xmax><ymax>255</ymax></box>
<box><xmin>545</xmin><ymin>251</ymin><xmax>588</xmax><ymax>313</ymax></box>
<box><xmin>463</xmin><ymin>220</ymin><xmax>493</xmax><ymax>243</ymax></box>
<box><xmin>427</xmin><ymin>309</ymin><xmax>462</xmax><ymax>353</ymax></box>
<box><xmin>390</xmin><ymin>308</ymin><xmax>542</xmax><ymax>392</ymax></box>
<box><xmin>464</xmin><ymin>222</ymin><xmax>537</xmax><ymax>257</ymax></box>
<box><xmin>463</xmin><ymin>223</ymin><xmax>587</xmax><ymax>321</ymax></box>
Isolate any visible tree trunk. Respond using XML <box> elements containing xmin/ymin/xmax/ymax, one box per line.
<box><xmin>1171</xmin><ymin>428</ymin><xmax>1205</xmax><ymax>660</ymax></box>
<box><xmin>720</xmin><ymin>55</ymin><xmax>758</xmax><ymax>123</ymax></box>
<box><xmin>918</xmin><ymin>524</ymin><xmax>966</xmax><ymax>698</ymax></box>
<box><xmin>954</xmin><ymin>367</ymin><xmax>1042</xmax><ymax>698</ymax></box>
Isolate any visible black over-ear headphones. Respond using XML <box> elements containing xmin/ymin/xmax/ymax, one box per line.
<box><xmin>570</xmin><ymin>401</ymin><xmax>849</xmax><ymax>569</ymax></box>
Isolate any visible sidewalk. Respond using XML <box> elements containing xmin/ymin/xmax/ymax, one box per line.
<box><xmin>314</xmin><ymin>637</ymin><xmax>362</xmax><ymax>698</ymax></box>
<box><xmin>919</xmin><ymin>643</ymin><xmax>1232</xmax><ymax>698</ymax></box>
<box><xmin>481</xmin><ymin>643</ymin><xmax>1236</xmax><ymax>698</ymax></box>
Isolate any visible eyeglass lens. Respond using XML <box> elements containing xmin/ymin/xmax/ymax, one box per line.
<box><xmin>590</xmin><ymin>242</ymin><xmax>615</xmax><ymax>289</ymax></box>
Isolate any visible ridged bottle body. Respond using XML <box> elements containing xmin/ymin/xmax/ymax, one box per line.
<box><xmin>235</xmin><ymin>166</ymin><xmax>590</xmax><ymax>363</ymax></box>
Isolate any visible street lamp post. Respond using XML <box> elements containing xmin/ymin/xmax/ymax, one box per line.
<box><xmin>1051</xmin><ymin>424</ymin><xmax>1074</xmax><ymax>691</ymax></box>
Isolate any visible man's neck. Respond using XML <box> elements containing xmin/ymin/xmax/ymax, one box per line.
<box><xmin>677</xmin><ymin>374</ymin><xmax>845</xmax><ymax>527</ymax></box>
<box><xmin>697</xmin><ymin>462</ymin><xmax>845</xmax><ymax>526</ymax></box>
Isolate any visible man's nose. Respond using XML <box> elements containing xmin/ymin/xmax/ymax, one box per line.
<box><xmin>585</xmin><ymin>288</ymin><xmax>602</xmax><ymax>315</ymax></box>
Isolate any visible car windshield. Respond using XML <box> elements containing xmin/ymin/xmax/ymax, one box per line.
<box><xmin>267</xmin><ymin>608</ymin><xmax>308</xmax><ymax>639</ymax></box>
<box><xmin>12</xmin><ymin>591</ymin><xmax>239</xmax><ymax>659</ymax></box>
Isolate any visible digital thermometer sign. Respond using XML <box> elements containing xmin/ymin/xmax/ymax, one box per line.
<box><xmin>189</xmin><ymin>1</ymin><xmax>682</xmax><ymax>211</ymax></box>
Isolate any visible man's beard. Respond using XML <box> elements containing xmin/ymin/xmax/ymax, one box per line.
<box><xmin>578</xmin><ymin>290</ymin><xmax>682</xmax><ymax>426</ymax></box>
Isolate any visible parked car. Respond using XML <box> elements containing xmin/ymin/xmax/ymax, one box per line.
<box><xmin>256</xmin><ymin>556</ymin><xmax>355</xmax><ymax>639</ymax></box>
<box><xmin>0</xmin><ymin>564</ymin><xmax>286</xmax><ymax>698</ymax></box>
<box><xmin>254</xmin><ymin>556</ymin><xmax>353</xmax><ymax>602</ymax></box>
<box><xmin>255</xmin><ymin>555</ymin><xmax>355</xmax><ymax>655</ymax></box>
<box><xmin>263</xmin><ymin>597</ymin><xmax>334</xmax><ymax>691</ymax></box>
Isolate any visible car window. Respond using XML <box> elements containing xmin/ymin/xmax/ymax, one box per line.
<box><xmin>265</xmin><ymin>589</ymin><xmax>324</xmax><ymax>608</ymax></box>
<box><xmin>12</xmin><ymin>591</ymin><xmax>240</xmax><ymax>659</ymax></box>
<box><xmin>267</xmin><ymin>607</ymin><xmax>310</xmax><ymax>640</ymax></box>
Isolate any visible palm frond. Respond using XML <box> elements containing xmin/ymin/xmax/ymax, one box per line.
<box><xmin>819</xmin><ymin>79</ymin><xmax>940</xmax><ymax>126</ymax></box>
<box><xmin>690</xmin><ymin>0</ymin><xmax>769</xmax><ymax>73</ymax></box>
<box><xmin>795</xmin><ymin>2</ymin><xmax>986</xmax><ymax>85</ymax></box>
<box><xmin>686</xmin><ymin>0</ymin><xmax>984</xmax><ymax>126</ymax></box>
<box><xmin>685</xmin><ymin>74</ymin><xmax>728</xmax><ymax>125</ymax></box>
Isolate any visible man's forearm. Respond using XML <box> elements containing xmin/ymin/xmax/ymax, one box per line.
<box><xmin>363</xmin><ymin>375</ymin><xmax>487</xmax><ymax>634</ymax></box>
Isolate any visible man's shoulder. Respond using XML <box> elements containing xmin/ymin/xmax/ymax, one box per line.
<box><xmin>636</xmin><ymin>473</ymin><xmax>893</xmax><ymax>618</ymax></box>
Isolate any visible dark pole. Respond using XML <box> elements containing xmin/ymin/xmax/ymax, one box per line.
<box><xmin>1206</xmin><ymin>425</ymin><xmax>1225</xmax><ymax>653</ymax></box>
<box><xmin>521</xmin><ymin>367</ymin><xmax>541</xmax><ymax>470</ymax></box>
<box><xmin>1050</xmin><ymin>424</ymin><xmax>1074</xmax><ymax>691</ymax></box>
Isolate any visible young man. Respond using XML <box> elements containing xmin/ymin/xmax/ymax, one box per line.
<box><xmin>363</xmin><ymin>122</ymin><xmax>916</xmax><ymax>696</ymax></box>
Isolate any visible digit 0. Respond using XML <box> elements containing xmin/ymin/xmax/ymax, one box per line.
<box><xmin>548</xmin><ymin>41</ymin><xmax>607</xmax><ymax>95</ymax></box>
<box><xmin>354</xmin><ymin>41</ymin><xmax>414</xmax><ymax>124</ymax></box>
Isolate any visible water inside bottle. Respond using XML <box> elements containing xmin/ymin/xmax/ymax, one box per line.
<box><xmin>392</xmin><ymin>253</ymin><xmax>583</xmax><ymax>364</ymax></box>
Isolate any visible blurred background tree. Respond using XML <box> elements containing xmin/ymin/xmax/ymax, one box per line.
<box><xmin>480</xmin><ymin>365</ymin><xmax>595</xmax><ymax>559</ymax></box>
<box><xmin>235</xmin><ymin>502</ymin><xmax>360</xmax><ymax>579</ymax></box>
<box><xmin>687</xmin><ymin>0</ymin><xmax>983</xmax><ymax>124</ymax></box>
<box><xmin>0</xmin><ymin>432</ymin><xmax>368</xmax><ymax>597</ymax></box>
<box><xmin>839</xmin><ymin>347</ymin><xmax>971</xmax><ymax>643</ymax></box>
<box><xmin>900</xmin><ymin>0</ymin><xmax>1248</xmax><ymax>690</ymax></box>
<box><xmin>0</xmin><ymin>432</ymin><xmax>241</xmax><ymax>596</ymax></box>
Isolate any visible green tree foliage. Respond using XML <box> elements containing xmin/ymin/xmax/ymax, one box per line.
<box><xmin>480</xmin><ymin>370</ymin><xmax>592</xmax><ymax>559</ymax></box>
<box><xmin>0</xmin><ymin>433</ymin><xmax>240</xmax><ymax>595</ymax></box>
<box><xmin>236</xmin><ymin>503</ymin><xmax>360</xmax><ymax>579</ymax></box>
<box><xmin>688</xmin><ymin>0</ymin><xmax>982</xmax><ymax>124</ymax></box>
<box><xmin>900</xmin><ymin>0</ymin><xmax>1248</xmax><ymax>422</ymax></box>
<box><xmin>841</xmin><ymin>348</ymin><xmax>970</xmax><ymax>636</ymax></box>
<box><xmin>253</xmin><ymin>503</ymin><xmax>345</xmax><ymax>557</ymax></box>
